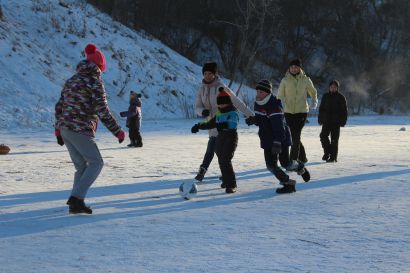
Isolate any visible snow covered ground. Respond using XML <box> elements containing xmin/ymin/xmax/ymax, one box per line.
<box><xmin>1</xmin><ymin>116</ymin><xmax>410</xmax><ymax>273</ymax></box>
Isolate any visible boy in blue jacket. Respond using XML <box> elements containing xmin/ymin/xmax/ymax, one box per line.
<box><xmin>246</xmin><ymin>80</ymin><xmax>310</xmax><ymax>194</ymax></box>
<box><xmin>191</xmin><ymin>88</ymin><xmax>239</xmax><ymax>194</ymax></box>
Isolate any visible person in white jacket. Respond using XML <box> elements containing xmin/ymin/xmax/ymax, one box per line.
<box><xmin>194</xmin><ymin>62</ymin><xmax>254</xmax><ymax>181</ymax></box>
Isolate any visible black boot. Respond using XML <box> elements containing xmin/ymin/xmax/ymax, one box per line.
<box><xmin>297</xmin><ymin>167</ymin><xmax>311</xmax><ymax>182</ymax></box>
<box><xmin>276</xmin><ymin>184</ymin><xmax>296</xmax><ymax>194</ymax></box>
<box><xmin>127</xmin><ymin>141</ymin><xmax>137</xmax><ymax>147</ymax></box>
<box><xmin>135</xmin><ymin>133</ymin><xmax>143</xmax><ymax>147</ymax></box>
<box><xmin>68</xmin><ymin>196</ymin><xmax>92</xmax><ymax>214</ymax></box>
<box><xmin>194</xmin><ymin>167</ymin><xmax>207</xmax><ymax>182</ymax></box>
<box><xmin>322</xmin><ymin>154</ymin><xmax>330</xmax><ymax>161</ymax></box>
<box><xmin>225</xmin><ymin>187</ymin><xmax>237</xmax><ymax>194</ymax></box>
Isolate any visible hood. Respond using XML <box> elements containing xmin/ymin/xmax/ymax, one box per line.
<box><xmin>285</xmin><ymin>68</ymin><xmax>307</xmax><ymax>79</ymax></box>
<box><xmin>76</xmin><ymin>60</ymin><xmax>101</xmax><ymax>78</ymax></box>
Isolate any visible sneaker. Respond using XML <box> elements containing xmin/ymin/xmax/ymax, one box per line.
<box><xmin>225</xmin><ymin>187</ymin><xmax>237</xmax><ymax>194</ymax></box>
<box><xmin>194</xmin><ymin>167</ymin><xmax>207</xmax><ymax>182</ymax></box>
<box><xmin>276</xmin><ymin>184</ymin><xmax>296</xmax><ymax>194</ymax></box>
<box><xmin>68</xmin><ymin>196</ymin><xmax>92</xmax><ymax>214</ymax></box>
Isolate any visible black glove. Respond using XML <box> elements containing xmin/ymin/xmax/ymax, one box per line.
<box><xmin>245</xmin><ymin>116</ymin><xmax>256</xmax><ymax>126</ymax></box>
<box><xmin>271</xmin><ymin>141</ymin><xmax>282</xmax><ymax>154</ymax></box>
<box><xmin>57</xmin><ymin>136</ymin><xmax>64</xmax><ymax>146</ymax></box>
<box><xmin>191</xmin><ymin>124</ymin><xmax>199</xmax><ymax>133</ymax></box>
<box><xmin>202</xmin><ymin>109</ymin><xmax>210</xmax><ymax>118</ymax></box>
<box><xmin>120</xmin><ymin>111</ymin><xmax>128</xmax><ymax>117</ymax></box>
<box><xmin>216</xmin><ymin>122</ymin><xmax>228</xmax><ymax>131</ymax></box>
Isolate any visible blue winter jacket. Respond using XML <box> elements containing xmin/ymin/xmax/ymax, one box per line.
<box><xmin>254</xmin><ymin>95</ymin><xmax>292</xmax><ymax>149</ymax></box>
<box><xmin>198</xmin><ymin>105</ymin><xmax>239</xmax><ymax>132</ymax></box>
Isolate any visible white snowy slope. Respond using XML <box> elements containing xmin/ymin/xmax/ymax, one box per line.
<box><xmin>0</xmin><ymin>0</ymin><xmax>251</xmax><ymax>130</ymax></box>
<box><xmin>0</xmin><ymin>116</ymin><xmax>409</xmax><ymax>273</ymax></box>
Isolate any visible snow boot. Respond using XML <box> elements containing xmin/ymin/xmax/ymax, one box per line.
<box><xmin>326</xmin><ymin>157</ymin><xmax>337</xmax><ymax>163</ymax></box>
<box><xmin>225</xmin><ymin>187</ymin><xmax>237</xmax><ymax>194</ymax></box>
<box><xmin>127</xmin><ymin>142</ymin><xmax>137</xmax><ymax>147</ymax></box>
<box><xmin>220</xmin><ymin>183</ymin><xmax>226</xmax><ymax>188</ymax></box>
<box><xmin>68</xmin><ymin>196</ymin><xmax>92</xmax><ymax>214</ymax></box>
<box><xmin>322</xmin><ymin>154</ymin><xmax>330</xmax><ymax>161</ymax></box>
<box><xmin>298</xmin><ymin>168</ymin><xmax>311</xmax><ymax>182</ymax></box>
<box><xmin>135</xmin><ymin>133</ymin><xmax>143</xmax><ymax>147</ymax></box>
<box><xmin>286</xmin><ymin>160</ymin><xmax>304</xmax><ymax>173</ymax></box>
<box><xmin>276</xmin><ymin>184</ymin><xmax>296</xmax><ymax>194</ymax></box>
<box><xmin>194</xmin><ymin>167</ymin><xmax>207</xmax><ymax>182</ymax></box>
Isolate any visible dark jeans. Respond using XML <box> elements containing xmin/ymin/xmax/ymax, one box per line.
<box><xmin>320</xmin><ymin>124</ymin><xmax>340</xmax><ymax>160</ymax></box>
<box><xmin>216</xmin><ymin>131</ymin><xmax>238</xmax><ymax>188</ymax></box>
<box><xmin>264</xmin><ymin>145</ymin><xmax>291</xmax><ymax>184</ymax></box>
<box><xmin>284</xmin><ymin>113</ymin><xmax>307</xmax><ymax>161</ymax></box>
<box><xmin>200</xmin><ymin>136</ymin><xmax>217</xmax><ymax>170</ymax></box>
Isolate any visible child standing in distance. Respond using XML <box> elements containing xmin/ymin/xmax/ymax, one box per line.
<box><xmin>246</xmin><ymin>80</ymin><xmax>310</xmax><ymax>194</ymax></box>
<box><xmin>191</xmin><ymin>88</ymin><xmax>239</xmax><ymax>194</ymax></box>
<box><xmin>318</xmin><ymin>80</ymin><xmax>348</xmax><ymax>162</ymax></box>
<box><xmin>121</xmin><ymin>91</ymin><xmax>143</xmax><ymax>147</ymax></box>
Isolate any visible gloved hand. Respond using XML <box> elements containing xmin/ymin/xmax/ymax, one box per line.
<box><xmin>271</xmin><ymin>141</ymin><xmax>282</xmax><ymax>154</ymax></box>
<box><xmin>55</xmin><ymin>129</ymin><xmax>64</xmax><ymax>146</ymax></box>
<box><xmin>216</xmin><ymin>122</ymin><xmax>228</xmax><ymax>131</ymax></box>
<box><xmin>201</xmin><ymin>109</ymin><xmax>210</xmax><ymax>118</ymax></box>
<box><xmin>116</xmin><ymin>130</ymin><xmax>126</xmax><ymax>143</ymax></box>
<box><xmin>191</xmin><ymin>124</ymin><xmax>199</xmax><ymax>134</ymax></box>
<box><xmin>245</xmin><ymin>116</ymin><xmax>256</xmax><ymax>126</ymax></box>
<box><xmin>119</xmin><ymin>111</ymin><xmax>128</xmax><ymax>117</ymax></box>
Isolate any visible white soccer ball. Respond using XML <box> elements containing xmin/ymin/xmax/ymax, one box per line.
<box><xmin>179</xmin><ymin>181</ymin><xmax>198</xmax><ymax>200</ymax></box>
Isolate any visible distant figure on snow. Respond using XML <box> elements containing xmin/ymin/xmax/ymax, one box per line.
<box><xmin>120</xmin><ymin>91</ymin><xmax>143</xmax><ymax>147</ymax></box>
<box><xmin>318</xmin><ymin>80</ymin><xmax>348</xmax><ymax>162</ymax></box>
<box><xmin>54</xmin><ymin>43</ymin><xmax>125</xmax><ymax>214</ymax></box>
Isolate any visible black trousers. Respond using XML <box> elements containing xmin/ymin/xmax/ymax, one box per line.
<box><xmin>284</xmin><ymin>113</ymin><xmax>307</xmax><ymax>161</ymax></box>
<box><xmin>320</xmin><ymin>124</ymin><xmax>340</xmax><ymax>160</ymax></box>
<box><xmin>216</xmin><ymin>131</ymin><xmax>238</xmax><ymax>188</ymax></box>
<box><xmin>264</xmin><ymin>146</ymin><xmax>291</xmax><ymax>184</ymax></box>
<box><xmin>128</xmin><ymin>117</ymin><xmax>142</xmax><ymax>145</ymax></box>
<box><xmin>200</xmin><ymin>136</ymin><xmax>217</xmax><ymax>170</ymax></box>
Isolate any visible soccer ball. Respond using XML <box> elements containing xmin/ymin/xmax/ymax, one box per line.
<box><xmin>179</xmin><ymin>181</ymin><xmax>198</xmax><ymax>200</ymax></box>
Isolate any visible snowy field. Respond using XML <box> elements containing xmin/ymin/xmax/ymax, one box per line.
<box><xmin>1</xmin><ymin>116</ymin><xmax>410</xmax><ymax>273</ymax></box>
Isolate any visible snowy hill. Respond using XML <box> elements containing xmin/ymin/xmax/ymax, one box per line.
<box><xmin>0</xmin><ymin>0</ymin><xmax>213</xmax><ymax>130</ymax></box>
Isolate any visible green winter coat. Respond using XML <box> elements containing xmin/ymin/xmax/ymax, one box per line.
<box><xmin>277</xmin><ymin>70</ymin><xmax>318</xmax><ymax>114</ymax></box>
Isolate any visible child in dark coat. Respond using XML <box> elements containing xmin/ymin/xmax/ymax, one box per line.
<box><xmin>191</xmin><ymin>88</ymin><xmax>239</xmax><ymax>194</ymax></box>
<box><xmin>318</xmin><ymin>80</ymin><xmax>348</xmax><ymax>162</ymax></box>
<box><xmin>246</xmin><ymin>80</ymin><xmax>309</xmax><ymax>194</ymax></box>
<box><xmin>120</xmin><ymin>91</ymin><xmax>143</xmax><ymax>147</ymax></box>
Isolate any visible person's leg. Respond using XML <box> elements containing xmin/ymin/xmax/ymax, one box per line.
<box><xmin>61</xmin><ymin>129</ymin><xmax>104</xmax><ymax>199</ymax></box>
<box><xmin>264</xmin><ymin>149</ymin><xmax>289</xmax><ymax>184</ymax></box>
<box><xmin>200</xmin><ymin>136</ymin><xmax>217</xmax><ymax>170</ymax></box>
<box><xmin>128</xmin><ymin>117</ymin><xmax>138</xmax><ymax>146</ymax></box>
<box><xmin>329</xmin><ymin>126</ymin><xmax>341</xmax><ymax>161</ymax></box>
<box><xmin>320</xmin><ymin>124</ymin><xmax>332</xmax><ymax>160</ymax></box>
<box><xmin>285</xmin><ymin>113</ymin><xmax>305</xmax><ymax>161</ymax></box>
<box><xmin>135</xmin><ymin>117</ymin><xmax>143</xmax><ymax>147</ymax></box>
<box><xmin>297</xmin><ymin>114</ymin><xmax>308</xmax><ymax>162</ymax></box>
<box><xmin>217</xmin><ymin>133</ymin><xmax>238</xmax><ymax>191</ymax></box>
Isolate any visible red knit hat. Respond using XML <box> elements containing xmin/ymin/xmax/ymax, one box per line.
<box><xmin>85</xmin><ymin>44</ymin><xmax>106</xmax><ymax>72</ymax></box>
<box><xmin>217</xmin><ymin>87</ymin><xmax>232</xmax><ymax>105</ymax></box>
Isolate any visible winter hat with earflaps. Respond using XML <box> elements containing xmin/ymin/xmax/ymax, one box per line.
<box><xmin>217</xmin><ymin>87</ymin><xmax>232</xmax><ymax>105</ymax></box>
<box><xmin>85</xmin><ymin>44</ymin><xmax>106</xmax><ymax>72</ymax></box>
<box><xmin>289</xmin><ymin>58</ymin><xmax>302</xmax><ymax>68</ymax></box>
<box><xmin>202</xmin><ymin>62</ymin><xmax>217</xmax><ymax>75</ymax></box>
<box><xmin>256</xmin><ymin>79</ymin><xmax>272</xmax><ymax>93</ymax></box>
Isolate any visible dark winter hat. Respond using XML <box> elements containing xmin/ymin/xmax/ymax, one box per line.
<box><xmin>217</xmin><ymin>87</ymin><xmax>232</xmax><ymax>105</ymax></box>
<box><xmin>255</xmin><ymin>79</ymin><xmax>272</xmax><ymax>93</ymax></box>
<box><xmin>329</xmin><ymin>80</ymin><xmax>340</xmax><ymax>89</ymax></box>
<box><xmin>85</xmin><ymin>43</ymin><xmax>106</xmax><ymax>72</ymax></box>
<box><xmin>202</xmin><ymin>62</ymin><xmax>218</xmax><ymax>75</ymax></box>
<box><xmin>289</xmin><ymin>58</ymin><xmax>302</xmax><ymax>68</ymax></box>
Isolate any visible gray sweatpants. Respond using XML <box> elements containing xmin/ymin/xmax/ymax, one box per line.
<box><xmin>61</xmin><ymin>129</ymin><xmax>104</xmax><ymax>199</ymax></box>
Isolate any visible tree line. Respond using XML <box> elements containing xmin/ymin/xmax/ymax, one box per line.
<box><xmin>87</xmin><ymin>0</ymin><xmax>410</xmax><ymax>114</ymax></box>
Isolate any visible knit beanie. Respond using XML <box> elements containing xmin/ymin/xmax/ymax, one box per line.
<box><xmin>256</xmin><ymin>79</ymin><xmax>272</xmax><ymax>93</ymax></box>
<box><xmin>329</xmin><ymin>79</ymin><xmax>340</xmax><ymax>89</ymax></box>
<box><xmin>289</xmin><ymin>58</ymin><xmax>302</xmax><ymax>68</ymax></box>
<box><xmin>216</xmin><ymin>87</ymin><xmax>232</xmax><ymax>105</ymax></box>
<box><xmin>85</xmin><ymin>44</ymin><xmax>106</xmax><ymax>72</ymax></box>
<box><xmin>202</xmin><ymin>62</ymin><xmax>218</xmax><ymax>75</ymax></box>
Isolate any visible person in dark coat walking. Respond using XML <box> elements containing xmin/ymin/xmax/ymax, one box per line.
<box><xmin>192</xmin><ymin>88</ymin><xmax>240</xmax><ymax>194</ymax></box>
<box><xmin>246</xmin><ymin>80</ymin><xmax>309</xmax><ymax>194</ymax></box>
<box><xmin>120</xmin><ymin>91</ymin><xmax>143</xmax><ymax>147</ymax></box>
<box><xmin>318</xmin><ymin>80</ymin><xmax>348</xmax><ymax>162</ymax></box>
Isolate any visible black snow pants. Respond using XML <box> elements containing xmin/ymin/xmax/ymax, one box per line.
<box><xmin>320</xmin><ymin>124</ymin><xmax>340</xmax><ymax>160</ymax></box>
<box><xmin>216</xmin><ymin>131</ymin><xmax>238</xmax><ymax>189</ymax></box>
<box><xmin>284</xmin><ymin>113</ymin><xmax>308</xmax><ymax>162</ymax></box>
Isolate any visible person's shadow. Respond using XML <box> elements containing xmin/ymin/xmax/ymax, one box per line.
<box><xmin>1</xmin><ymin>168</ymin><xmax>409</xmax><ymax>238</ymax></box>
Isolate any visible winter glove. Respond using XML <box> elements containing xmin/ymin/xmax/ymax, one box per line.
<box><xmin>116</xmin><ymin>130</ymin><xmax>126</xmax><ymax>144</ymax></box>
<box><xmin>201</xmin><ymin>109</ymin><xmax>210</xmax><ymax>118</ymax></box>
<box><xmin>55</xmin><ymin>130</ymin><xmax>64</xmax><ymax>146</ymax></box>
<box><xmin>245</xmin><ymin>116</ymin><xmax>256</xmax><ymax>126</ymax></box>
<box><xmin>191</xmin><ymin>124</ymin><xmax>200</xmax><ymax>134</ymax></box>
<box><xmin>216</xmin><ymin>122</ymin><xmax>228</xmax><ymax>131</ymax></box>
<box><xmin>271</xmin><ymin>141</ymin><xmax>282</xmax><ymax>154</ymax></box>
<box><xmin>119</xmin><ymin>111</ymin><xmax>128</xmax><ymax>117</ymax></box>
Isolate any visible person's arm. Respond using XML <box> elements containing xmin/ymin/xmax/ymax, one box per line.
<box><xmin>93</xmin><ymin>80</ymin><xmax>122</xmax><ymax>136</ymax></box>
<box><xmin>198</xmin><ymin>117</ymin><xmax>217</xmax><ymax>130</ymax></box>
<box><xmin>54</xmin><ymin>88</ymin><xmax>64</xmax><ymax>129</ymax></box>
<box><xmin>195</xmin><ymin>86</ymin><xmax>206</xmax><ymax>117</ymax></box>
<box><xmin>223</xmin><ymin>87</ymin><xmax>254</xmax><ymax>117</ymax></box>
<box><xmin>268</xmin><ymin>101</ymin><xmax>286</xmax><ymax>142</ymax></box>
<box><xmin>277</xmin><ymin>79</ymin><xmax>286</xmax><ymax>102</ymax></box>
<box><xmin>318</xmin><ymin>94</ymin><xmax>326</xmax><ymax>125</ymax></box>
<box><xmin>306</xmin><ymin>77</ymin><xmax>318</xmax><ymax>109</ymax></box>
<box><xmin>340</xmin><ymin>95</ymin><xmax>348</xmax><ymax>126</ymax></box>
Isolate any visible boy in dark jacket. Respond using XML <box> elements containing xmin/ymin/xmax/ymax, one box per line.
<box><xmin>246</xmin><ymin>80</ymin><xmax>309</xmax><ymax>194</ymax></box>
<box><xmin>318</xmin><ymin>80</ymin><xmax>348</xmax><ymax>162</ymax></box>
<box><xmin>191</xmin><ymin>88</ymin><xmax>239</xmax><ymax>194</ymax></box>
<box><xmin>120</xmin><ymin>91</ymin><xmax>143</xmax><ymax>147</ymax></box>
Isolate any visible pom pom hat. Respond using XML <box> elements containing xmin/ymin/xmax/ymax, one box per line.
<box><xmin>85</xmin><ymin>44</ymin><xmax>106</xmax><ymax>72</ymax></box>
<box><xmin>216</xmin><ymin>87</ymin><xmax>232</xmax><ymax>105</ymax></box>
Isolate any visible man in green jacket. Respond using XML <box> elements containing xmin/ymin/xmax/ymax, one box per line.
<box><xmin>277</xmin><ymin>59</ymin><xmax>318</xmax><ymax>163</ymax></box>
